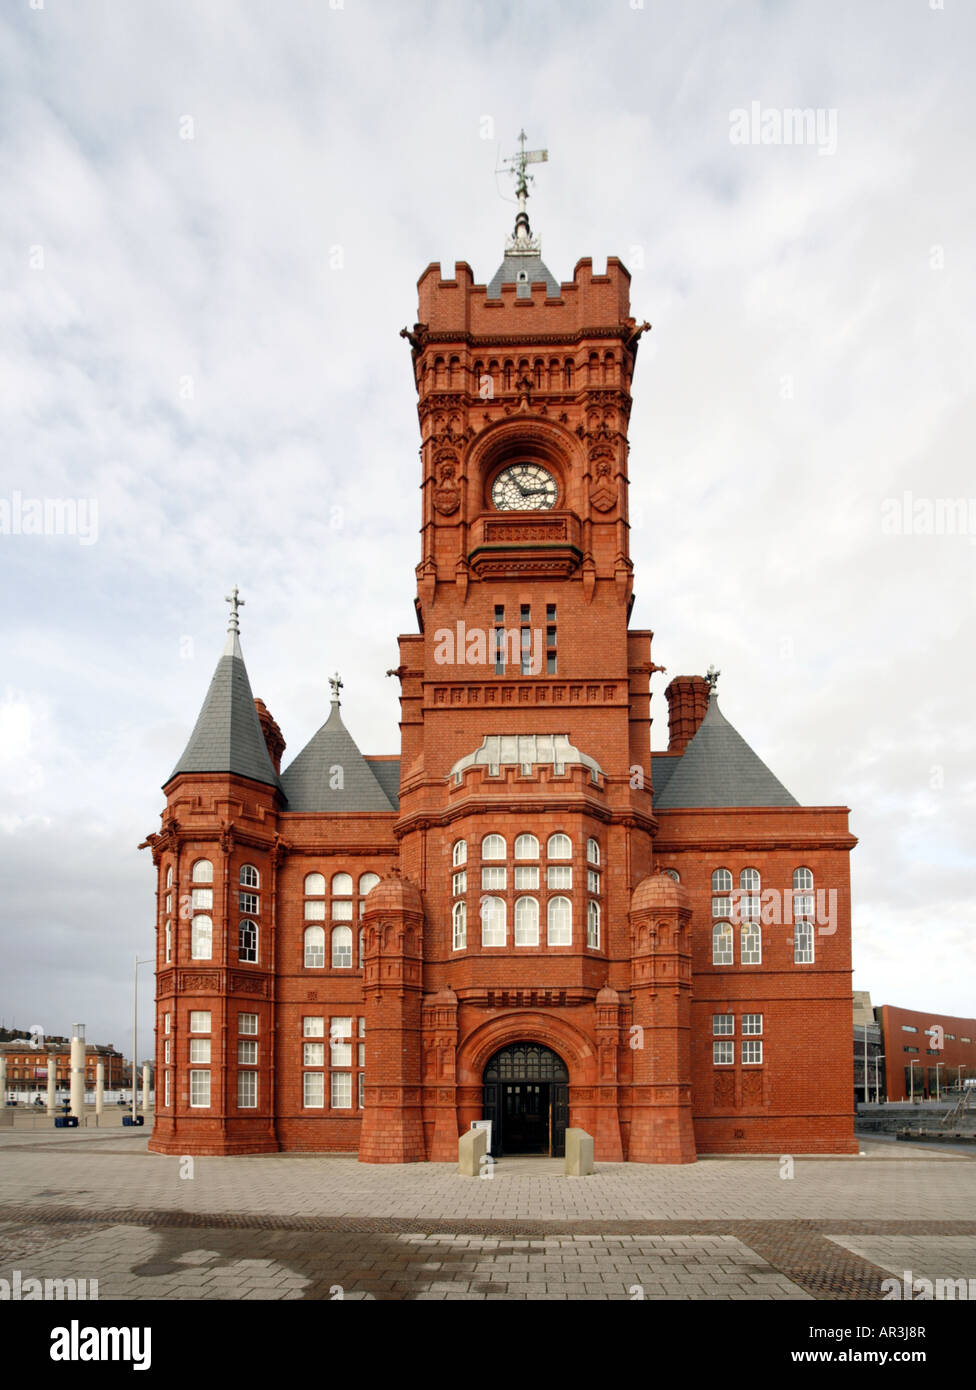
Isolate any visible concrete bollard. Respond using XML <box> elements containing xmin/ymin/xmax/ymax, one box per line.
<box><xmin>95</xmin><ymin>1061</ymin><xmax>104</xmax><ymax>1117</ymax></box>
<box><xmin>141</xmin><ymin>1063</ymin><xmax>151</xmax><ymax>1115</ymax></box>
<box><xmin>47</xmin><ymin>1054</ymin><xmax>57</xmax><ymax>1116</ymax></box>
<box><xmin>458</xmin><ymin>1126</ymin><xmax>487</xmax><ymax>1177</ymax></box>
<box><xmin>564</xmin><ymin>1127</ymin><xmax>595</xmax><ymax>1177</ymax></box>
<box><xmin>69</xmin><ymin>1025</ymin><xmax>86</xmax><ymax>1120</ymax></box>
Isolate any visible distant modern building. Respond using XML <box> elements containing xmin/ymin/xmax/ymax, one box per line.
<box><xmin>853</xmin><ymin>991</ymin><xmax>884</xmax><ymax>1104</ymax></box>
<box><xmin>877</xmin><ymin>1004</ymin><xmax>976</xmax><ymax>1101</ymax></box>
<box><xmin>0</xmin><ymin>1040</ymin><xmax>126</xmax><ymax>1100</ymax></box>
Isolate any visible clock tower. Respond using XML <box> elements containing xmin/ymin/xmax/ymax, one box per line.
<box><xmin>357</xmin><ymin>136</ymin><xmax>696</xmax><ymax>1166</ymax></box>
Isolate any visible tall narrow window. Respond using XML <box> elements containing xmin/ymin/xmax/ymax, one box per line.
<box><xmin>453</xmin><ymin>900</ymin><xmax>467</xmax><ymax>950</ymax></box>
<box><xmin>164</xmin><ymin>920</ymin><xmax>172</xmax><ymax>963</ymax></box>
<box><xmin>189</xmin><ymin>1071</ymin><xmax>211</xmax><ymax>1107</ymax></box>
<box><xmin>712</xmin><ymin>867</ymin><xmax>732</xmax><ymax>920</ymax></box>
<box><xmin>332</xmin><ymin>925</ymin><xmax>353</xmax><ymax>969</ymax></box>
<box><xmin>739</xmin><ymin>867</ymin><xmax>761</xmax><ymax>921</ymax></box>
<box><xmin>481</xmin><ymin>896</ymin><xmax>506</xmax><ymax>947</ymax></box>
<box><xmin>452</xmin><ymin>840</ymin><xmax>467</xmax><ymax>867</ymax></box>
<box><xmin>240</xmin><ymin>864</ymin><xmax>259</xmax><ymax>889</ymax></box>
<box><xmin>304</xmin><ymin>925</ymin><xmax>325</xmax><ymax>969</ymax></box>
<box><xmin>191</xmin><ymin>859</ymin><xmax>213</xmax><ymax>884</ymax></box>
<box><xmin>546</xmin><ymin>604</ymin><xmax>557</xmax><ymax>674</ymax></box>
<box><xmin>586</xmin><ymin>900</ymin><xmax>600</xmax><ymax>949</ymax></box>
<box><xmin>493</xmin><ymin>605</ymin><xmax>505</xmax><ymax>674</ymax></box>
<box><xmin>238</xmin><ymin>919</ymin><xmax>258</xmax><ymax>963</ymax></box>
<box><xmin>794</xmin><ymin>919</ymin><xmax>814</xmax><ymax>964</ymax></box>
<box><xmin>514</xmin><ymin>896</ymin><xmax>539</xmax><ymax>946</ymax></box>
<box><xmin>740</xmin><ymin>921</ymin><xmax>761</xmax><ymax>964</ymax></box>
<box><xmin>358</xmin><ymin>928</ymin><xmax>365</xmax><ymax>969</ymax></box>
<box><xmin>792</xmin><ymin>867</ymin><xmax>814</xmax><ymax>922</ymax></box>
<box><xmin>712</xmin><ymin>921</ymin><xmax>733</xmax><ymax>965</ymax></box>
<box><xmin>547</xmin><ymin>896</ymin><xmax>572</xmax><ymax>946</ymax></box>
<box><xmin>191</xmin><ymin>915</ymin><xmax>212</xmax><ymax>960</ymax></box>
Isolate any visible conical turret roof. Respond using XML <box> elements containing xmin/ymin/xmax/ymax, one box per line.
<box><xmin>280</xmin><ymin>698</ymin><xmax>397</xmax><ymax>812</ymax></box>
<box><xmin>165</xmin><ymin>626</ymin><xmax>281</xmax><ymax>791</ymax></box>
<box><xmin>654</xmin><ymin>695</ymin><xmax>798</xmax><ymax>810</ymax></box>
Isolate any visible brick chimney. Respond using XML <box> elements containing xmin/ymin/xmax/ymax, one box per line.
<box><xmin>254</xmin><ymin>698</ymin><xmax>286</xmax><ymax>775</ymax></box>
<box><xmin>664</xmin><ymin>676</ymin><xmax>710</xmax><ymax>754</ymax></box>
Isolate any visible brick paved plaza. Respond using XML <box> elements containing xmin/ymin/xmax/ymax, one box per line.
<box><xmin>1</xmin><ymin>1126</ymin><xmax>974</xmax><ymax>1301</ymax></box>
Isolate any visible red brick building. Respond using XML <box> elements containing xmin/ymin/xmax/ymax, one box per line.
<box><xmin>877</xmin><ymin>1004</ymin><xmax>976</xmax><ymax>1101</ymax></box>
<box><xmin>142</xmin><ymin>177</ymin><xmax>858</xmax><ymax>1162</ymax></box>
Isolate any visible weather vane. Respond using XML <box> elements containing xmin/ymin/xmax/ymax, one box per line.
<box><xmin>500</xmin><ymin>129</ymin><xmax>548</xmax><ymax>252</ymax></box>
<box><xmin>329</xmin><ymin>671</ymin><xmax>343</xmax><ymax>703</ymax></box>
<box><xmin>706</xmin><ymin>664</ymin><xmax>721</xmax><ymax>694</ymax></box>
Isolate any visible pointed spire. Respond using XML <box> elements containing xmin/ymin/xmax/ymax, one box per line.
<box><xmin>488</xmin><ymin>131</ymin><xmax>559</xmax><ymax>301</ymax></box>
<box><xmin>655</xmin><ymin>689</ymin><xmax>798</xmax><ymax>810</ymax></box>
<box><xmin>165</xmin><ymin>592</ymin><xmax>281</xmax><ymax>791</ymax></box>
<box><xmin>280</xmin><ymin>682</ymin><xmax>396</xmax><ymax>812</ymax></box>
<box><xmin>501</xmin><ymin>129</ymin><xmax>548</xmax><ymax>253</ymax></box>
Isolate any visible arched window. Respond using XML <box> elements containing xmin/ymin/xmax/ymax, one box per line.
<box><xmin>712</xmin><ymin>921</ymin><xmax>733</xmax><ymax>965</ymax></box>
<box><xmin>794</xmin><ymin>919</ymin><xmax>814</xmax><ymax>964</ymax></box>
<box><xmin>359</xmin><ymin>872</ymin><xmax>380</xmax><ymax>895</ymax></box>
<box><xmin>712</xmin><ymin>867</ymin><xmax>732</xmax><ymax>920</ymax></box>
<box><xmin>547</xmin><ymin>833</ymin><xmax>572</xmax><ymax>860</ymax></box>
<box><xmin>166</xmin><ymin>866</ymin><xmax>173</xmax><ymax>888</ymax></box>
<box><xmin>164</xmin><ymin>921</ymin><xmax>172</xmax><ymax>963</ymax></box>
<box><xmin>792</xmin><ymin>867</ymin><xmax>814</xmax><ymax>921</ymax></box>
<box><xmin>514</xmin><ymin>896</ymin><xmax>539</xmax><ymax>946</ymax></box>
<box><xmin>304</xmin><ymin>872</ymin><xmax>326</xmax><ymax>895</ymax></box>
<box><xmin>332</xmin><ymin>872</ymin><xmax>353</xmax><ymax>896</ymax></box>
<box><xmin>332</xmin><ymin>926</ymin><xmax>353</xmax><ymax>969</ymax></box>
<box><xmin>739</xmin><ymin>867</ymin><xmax>761</xmax><ymax>920</ymax></box>
<box><xmin>547</xmin><ymin>896</ymin><xmax>572</xmax><ymax>945</ymax></box>
<box><xmin>239</xmin><ymin>920</ymin><xmax>258</xmax><ymax>963</ymax></box>
<box><xmin>240</xmin><ymin>864</ymin><xmax>259</xmax><ymax>889</ymax></box>
<box><xmin>452</xmin><ymin>840</ymin><xmax>467</xmax><ymax>867</ymax></box>
<box><xmin>481</xmin><ymin>834</ymin><xmax>506</xmax><ymax>860</ymax></box>
<box><xmin>587</xmin><ymin>900</ymin><xmax>600</xmax><ymax>949</ymax></box>
<box><xmin>662</xmin><ymin>868</ymin><xmax>680</xmax><ymax>882</ymax></box>
<box><xmin>452</xmin><ymin>901</ymin><xmax>467</xmax><ymax>951</ymax></box>
<box><xmin>740</xmin><ymin>921</ymin><xmax>761</xmax><ymax>965</ymax></box>
<box><xmin>514</xmin><ymin>834</ymin><xmax>539</xmax><ymax>860</ymax></box>
<box><xmin>191</xmin><ymin>915</ymin><xmax>212</xmax><ymax>960</ymax></box>
<box><xmin>191</xmin><ymin>859</ymin><xmax>213</xmax><ymax>884</ymax></box>
<box><xmin>304</xmin><ymin>925</ymin><xmax>325</xmax><ymax>969</ymax></box>
<box><xmin>481</xmin><ymin>895</ymin><xmax>506</xmax><ymax>947</ymax></box>
<box><xmin>793</xmin><ymin>866</ymin><xmax>814</xmax><ymax>892</ymax></box>
<box><xmin>586</xmin><ymin>838</ymin><xmax>600</xmax><ymax>865</ymax></box>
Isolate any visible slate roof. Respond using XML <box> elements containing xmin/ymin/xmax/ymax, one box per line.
<box><xmin>653</xmin><ymin>696</ymin><xmax>798</xmax><ymax>810</ymax></box>
<box><xmin>366</xmin><ymin>759</ymin><xmax>401</xmax><ymax>811</ymax></box>
<box><xmin>165</xmin><ymin>630</ymin><xmax>282</xmax><ymax>791</ymax></box>
<box><xmin>487</xmin><ymin>250</ymin><xmax>561</xmax><ymax>300</ymax></box>
<box><xmin>280</xmin><ymin>703</ymin><xmax>398</xmax><ymax>813</ymax></box>
<box><xmin>651</xmin><ymin>753</ymin><xmax>681</xmax><ymax>797</ymax></box>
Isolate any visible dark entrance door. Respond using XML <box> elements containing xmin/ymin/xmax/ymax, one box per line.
<box><xmin>482</xmin><ymin>1043</ymin><xmax>569</xmax><ymax>1157</ymax></box>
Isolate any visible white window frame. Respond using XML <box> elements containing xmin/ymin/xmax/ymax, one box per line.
<box><xmin>742</xmin><ymin>1014</ymin><xmax>763</xmax><ymax>1036</ymax></box>
<box><xmin>740</xmin><ymin>921</ymin><xmax>761</xmax><ymax>965</ymax></box>
<box><xmin>794</xmin><ymin>920</ymin><xmax>814</xmax><ymax>964</ymax></box>
<box><xmin>586</xmin><ymin>837</ymin><xmax>600</xmax><ymax>865</ymax></box>
<box><xmin>189</xmin><ymin>1039</ymin><xmax>211</xmax><ymax>1064</ymax></box>
<box><xmin>237</xmin><ymin>1070</ymin><xmax>257</xmax><ymax>1108</ymax></box>
<box><xmin>303</xmin><ymin>1072</ymin><xmax>324</xmax><ymax>1109</ymax></box>
<box><xmin>359</xmin><ymin>872</ymin><xmax>380</xmax><ymax>895</ymax></box>
<box><xmin>742</xmin><ymin>1040</ymin><xmax>763</xmax><ymax>1065</ymax></box>
<box><xmin>331</xmin><ymin>925</ymin><xmax>353</xmax><ymax>968</ymax></box>
<box><xmin>481</xmin><ymin>866</ymin><xmax>506</xmax><ymax>890</ymax></box>
<box><xmin>452</xmin><ymin>839</ymin><xmax>467</xmax><ymax>867</ymax></box>
<box><xmin>481</xmin><ymin>895</ymin><xmax>506</xmax><ymax>947</ymax></box>
<box><xmin>712</xmin><ymin>1041</ymin><xmax>733</xmax><ymax>1066</ymax></box>
<box><xmin>712</xmin><ymin>1014</ymin><xmax>734</xmax><ymax>1036</ymax></box>
<box><xmin>239</xmin><ymin>1012</ymin><xmax>258</xmax><ymax>1035</ymax></box>
<box><xmin>191</xmin><ymin>859</ymin><xmax>213</xmax><ymax>884</ymax></box>
<box><xmin>304</xmin><ymin>924</ymin><xmax>325</xmax><ymax>969</ymax></box>
<box><xmin>304</xmin><ymin>871</ymin><xmax>326</xmax><ymax>895</ymax></box>
<box><xmin>453</xmin><ymin>901</ymin><xmax>467</xmax><ymax>950</ymax></box>
<box><xmin>331</xmin><ymin>1072</ymin><xmax>352</xmax><ymax>1110</ymax></box>
<box><xmin>238</xmin><ymin>919</ymin><xmax>258</xmax><ymax>963</ymax></box>
<box><xmin>712</xmin><ymin>921</ymin><xmax>733</xmax><ymax>965</ymax></box>
<box><xmin>189</xmin><ymin>1070</ymin><xmax>211</xmax><ymax>1107</ymax></box>
<box><xmin>481</xmin><ymin>834</ymin><xmax>506</xmax><ymax>860</ymax></box>
<box><xmin>515</xmin><ymin>833</ymin><xmax>539</xmax><ymax>860</ymax></box>
<box><xmin>547</xmin><ymin>833</ymin><xmax>572</xmax><ymax>860</ymax></box>
<box><xmin>331</xmin><ymin>872</ymin><xmax>353</xmax><ymax>896</ymax></box>
<box><xmin>547</xmin><ymin>865</ymin><xmax>572</xmax><ymax>890</ymax></box>
<box><xmin>547</xmin><ymin>895</ymin><xmax>572</xmax><ymax>946</ymax></box>
<box><xmin>240</xmin><ymin>863</ymin><xmax>259</xmax><ymax>889</ymax></box>
<box><xmin>514</xmin><ymin>896</ymin><xmax>539</xmax><ymax>947</ymax></box>
<box><xmin>191</xmin><ymin>915</ymin><xmax>212</xmax><ymax>960</ymax></box>
<box><xmin>586</xmin><ymin>900</ymin><xmax>600</xmax><ymax>949</ymax></box>
<box><xmin>189</xmin><ymin>1011</ymin><xmax>211</xmax><ymax>1033</ymax></box>
<box><xmin>237</xmin><ymin>1041</ymin><xmax>257</xmax><ymax>1065</ymax></box>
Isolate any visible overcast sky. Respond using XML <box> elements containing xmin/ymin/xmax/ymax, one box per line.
<box><xmin>1</xmin><ymin>0</ymin><xmax>973</xmax><ymax>1061</ymax></box>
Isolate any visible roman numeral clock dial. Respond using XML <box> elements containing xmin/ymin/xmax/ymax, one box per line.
<box><xmin>490</xmin><ymin>463</ymin><xmax>557</xmax><ymax>511</ymax></box>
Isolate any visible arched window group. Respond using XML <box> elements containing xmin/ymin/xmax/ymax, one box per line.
<box><xmin>451</xmin><ymin>831</ymin><xmax>603</xmax><ymax>951</ymax></box>
<box><xmin>303</xmin><ymin>869</ymin><xmax>381</xmax><ymax>971</ymax></box>
<box><xmin>710</xmin><ymin>865</ymin><xmax>819</xmax><ymax>965</ymax></box>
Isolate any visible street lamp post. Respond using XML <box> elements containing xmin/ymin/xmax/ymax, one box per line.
<box><xmin>874</xmin><ymin>1052</ymin><xmax>885</xmax><ymax>1104</ymax></box>
<box><xmin>934</xmin><ymin>1063</ymin><xmax>944</xmax><ymax>1102</ymax></box>
<box><xmin>909</xmin><ymin>1058</ymin><xmax>922</xmax><ymax>1103</ymax></box>
<box><xmin>132</xmin><ymin>955</ymin><xmax>153</xmax><ymax>1125</ymax></box>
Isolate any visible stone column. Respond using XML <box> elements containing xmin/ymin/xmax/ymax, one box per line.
<box><xmin>141</xmin><ymin>1063</ymin><xmax>151</xmax><ymax>1115</ymax></box>
<box><xmin>95</xmin><ymin>1061</ymin><xmax>104</xmax><ymax>1116</ymax></box>
<box><xmin>47</xmin><ymin>1054</ymin><xmax>57</xmax><ymax>1114</ymax></box>
<box><xmin>423</xmin><ymin>987</ymin><xmax>459</xmax><ymax>1161</ymax></box>
<box><xmin>593</xmin><ymin>986</ymin><xmax>625</xmax><ymax>1161</ymax></box>
<box><xmin>69</xmin><ymin>1024</ymin><xmax>86</xmax><ymax>1120</ymax></box>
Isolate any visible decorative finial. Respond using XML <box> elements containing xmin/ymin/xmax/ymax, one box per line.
<box><xmin>329</xmin><ymin>672</ymin><xmax>343</xmax><ymax>704</ymax></box>
<box><xmin>706</xmin><ymin>664</ymin><xmax>721</xmax><ymax>696</ymax></box>
<box><xmin>225</xmin><ymin>586</ymin><xmax>245</xmax><ymax>633</ymax></box>
<box><xmin>500</xmin><ymin>129</ymin><xmax>548</xmax><ymax>253</ymax></box>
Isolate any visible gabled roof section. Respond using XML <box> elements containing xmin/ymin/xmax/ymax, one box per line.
<box><xmin>165</xmin><ymin>629</ymin><xmax>281</xmax><ymax>791</ymax></box>
<box><xmin>366</xmin><ymin>758</ymin><xmax>401</xmax><ymax>811</ymax></box>
<box><xmin>653</xmin><ymin>696</ymin><xmax>798</xmax><ymax>810</ymax></box>
<box><xmin>280</xmin><ymin>702</ymin><xmax>397</xmax><ymax>813</ymax></box>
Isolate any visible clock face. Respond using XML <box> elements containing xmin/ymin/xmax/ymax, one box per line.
<box><xmin>490</xmin><ymin>463</ymin><xmax>558</xmax><ymax>512</ymax></box>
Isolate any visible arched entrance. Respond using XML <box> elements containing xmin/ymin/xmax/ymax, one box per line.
<box><xmin>482</xmin><ymin>1043</ymin><xmax>569</xmax><ymax>1158</ymax></box>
